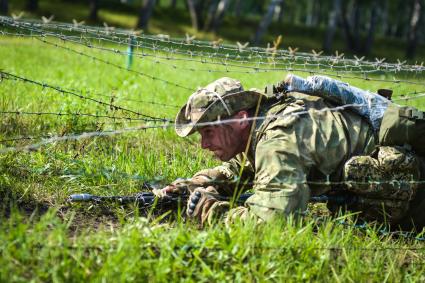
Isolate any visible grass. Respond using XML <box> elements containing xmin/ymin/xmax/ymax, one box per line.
<box><xmin>0</xmin><ymin>21</ymin><xmax>425</xmax><ymax>282</ymax></box>
<box><xmin>2</xmin><ymin>210</ymin><xmax>425</xmax><ymax>282</ymax></box>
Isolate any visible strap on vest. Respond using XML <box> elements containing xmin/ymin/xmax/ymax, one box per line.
<box><xmin>264</xmin><ymin>82</ymin><xmax>289</xmax><ymax>101</ymax></box>
<box><xmin>255</xmin><ymin>96</ymin><xmax>296</xmax><ymax>140</ymax></box>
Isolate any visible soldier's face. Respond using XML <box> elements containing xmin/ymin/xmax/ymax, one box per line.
<box><xmin>198</xmin><ymin>111</ymin><xmax>250</xmax><ymax>161</ymax></box>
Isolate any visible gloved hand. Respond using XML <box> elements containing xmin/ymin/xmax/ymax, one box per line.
<box><xmin>186</xmin><ymin>186</ymin><xmax>230</xmax><ymax>226</ymax></box>
<box><xmin>154</xmin><ymin>178</ymin><xmax>190</xmax><ymax>197</ymax></box>
<box><xmin>155</xmin><ymin>172</ymin><xmax>217</xmax><ymax>198</ymax></box>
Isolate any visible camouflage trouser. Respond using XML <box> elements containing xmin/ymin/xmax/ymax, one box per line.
<box><xmin>342</xmin><ymin>146</ymin><xmax>421</xmax><ymax>224</ymax></box>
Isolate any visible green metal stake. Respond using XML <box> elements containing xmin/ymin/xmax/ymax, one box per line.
<box><xmin>126</xmin><ymin>35</ymin><xmax>136</xmax><ymax>70</ymax></box>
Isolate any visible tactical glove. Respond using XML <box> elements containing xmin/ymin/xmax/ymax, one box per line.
<box><xmin>186</xmin><ymin>186</ymin><xmax>230</xmax><ymax>226</ymax></box>
<box><xmin>153</xmin><ymin>175</ymin><xmax>212</xmax><ymax>198</ymax></box>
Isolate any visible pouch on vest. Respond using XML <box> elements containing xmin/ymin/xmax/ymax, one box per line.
<box><xmin>379</xmin><ymin>103</ymin><xmax>425</xmax><ymax>156</ymax></box>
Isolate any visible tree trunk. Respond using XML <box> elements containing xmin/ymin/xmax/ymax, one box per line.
<box><xmin>340</xmin><ymin>0</ymin><xmax>358</xmax><ymax>52</ymax></box>
<box><xmin>364</xmin><ymin>0</ymin><xmax>378</xmax><ymax>54</ymax></box>
<box><xmin>0</xmin><ymin>0</ymin><xmax>8</xmax><ymax>15</ymax></box>
<box><xmin>381</xmin><ymin>0</ymin><xmax>389</xmax><ymax>36</ymax></box>
<box><xmin>313</xmin><ymin>0</ymin><xmax>322</xmax><ymax>26</ymax></box>
<box><xmin>352</xmin><ymin>0</ymin><xmax>361</xmax><ymax>51</ymax></box>
<box><xmin>277</xmin><ymin>0</ymin><xmax>285</xmax><ymax>23</ymax></box>
<box><xmin>406</xmin><ymin>0</ymin><xmax>423</xmax><ymax>59</ymax></box>
<box><xmin>196</xmin><ymin>0</ymin><xmax>207</xmax><ymax>29</ymax></box>
<box><xmin>394</xmin><ymin>0</ymin><xmax>407</xmax><ymax>37</ymax></box>
<box><xmin>252</xmin><ymin>0</ymin><xmax>282</xmax><ymax>45</ymax></box>
<box><xmin>137</xmin><ymin>0</ymin><xmax>157</xmax><ymax>29</ymax></box>
<box><xmin>204</xmin><ymin>0</ymin><xmax>219</xmax><ymax>31</ymax></box>
<box><xmin>89</xmin><ymin>0</ymin><xmax>98</xmax><ymax>21</ymax></box>
<box><xmin>27</xmin><ymin>0</ymin><xmax>38</xmax><ymax>11</ymax></box>
<box><xmin>305</xmin><ymin>0</ymin><xmax>315</xmax><ymax>26</ymax></box>
<box><xmin>186</xmin><ymin>0</ymin><xmax>208</xmax><ymax>30</ymax></box>
<box><xmin>170</xmin><ymin>0</ymin><xmax>177</xmax><ymax>8</ymax></box>
<box><xmin>211</xmin><ymin>0</ymin><xmax>230</xmax><ymax>32</ymax></box>
<box><xmin>235</xmin><ymin>0</ymin><xmax>243</xmax><ymax>18</ymax></box>
<box><xmin>323</xmin><ymin>0</ymin><xmax>341</xmax><ymax>53</ymax></box>
<box><xmin>187</xmin><ymin>0</ymin><xmax>201</xmax><ymax>30</ymax></box>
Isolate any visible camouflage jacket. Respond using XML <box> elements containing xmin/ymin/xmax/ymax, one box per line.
<box><xmin>198</xmin><ymin>92</ymin><xmax>376</xmax><ymax>221</ymax></box>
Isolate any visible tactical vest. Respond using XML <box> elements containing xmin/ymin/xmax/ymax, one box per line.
<box><xmin>266</xmin><ymin>81</ymin><xmax>425</xmax><ymax>157</ymax></box>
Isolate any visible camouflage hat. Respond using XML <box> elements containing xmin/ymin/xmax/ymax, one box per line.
<box><xmin>175</xmin><ymin>77</ymin><xmax>266</xmax><ymax>137</ymax></box>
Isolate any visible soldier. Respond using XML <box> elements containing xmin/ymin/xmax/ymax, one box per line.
<box><xmin>161</xmin><ymin>76</ymin><xmax>425</xmax><ymax>230</ymax></box>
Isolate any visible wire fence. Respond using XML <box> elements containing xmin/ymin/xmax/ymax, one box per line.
<box><xmin>1</xmin><ymin>17</ymin><xmax>425</xmax><ymax>242</ymax></box>
<box><xmin>36</xmin><ymin>35</ymin><xmax>425</xmax><ymax>85</ymax></box>
<box><xmin>2</xmin><ymin>29</ymin><xmax>406</xmax><ymax>74</ymax></box>
<box><xmin>0</xmin><ymin>71</ymin><xmax>172</xmax><ymax>122</ymax></box>
<box><xmin>2</xmin><ymin>17</ymin><xmax>424</xmax><ymax>74</ymax></box>
<box><xmin>1</xmin><ymin>67</ymin><xmax>424</xmax><ymax>150</ymax></box>
<box><xmin>3</xmin><ymin>24</ymin><xmax>425</xmax><ymax>88</ymax></box>
<box><xmin>34</xmin><ymin>37</ymin><xmax>194</xmax><ymax>91</ymax></box>
<box><xmin>0</xmin><ymin>110</ymin><xmax>171</xmax><ymax>121</ymax></box>
<box><xmin>2</xmin><ymin>16</ymin><xmax>425</xmax><ymax>110</ymax></box>
<box><xmin>0</xmin><ymin>103</ymin><xmax>366</xmax><ymax>152</ymax></box>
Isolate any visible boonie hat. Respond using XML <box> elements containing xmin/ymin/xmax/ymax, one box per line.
<box><xmin>175</xmin><ymin>77</ymin><xmax>266</xmax><ymax>137</ymax></box>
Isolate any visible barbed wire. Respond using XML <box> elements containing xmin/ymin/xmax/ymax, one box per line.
<box><xmin>393</xmin><ymin>92</ymin><xmax>425</xmax><ymax>102</ymax></box>
<box><xmin>53</xmin><ymin>33</ymin><xmax>425</xmax><ymax>74</ymax></box>
<box><xmin>2</xmin><ymin>17</ymin><xmax>425</xmax><ymax>245</ymax></box>
<box><xmin>0</xmin><ymin>71</ymin><xmax>172</xmax><ymax>122</ymax></box>
<box><xmin>0</xmin><ymin>67</ymin><xmax>181</xmax><ymax>109</ymax></box>
<box><xmin>67</xmin><ymin>90</ymin><xmax>180</xmax><ymax>109</ymax></box>
<box><xmin>32</xmin><ymin>36</ymin><xmax>193</xmax><ymax>91</ymax></box>
<box><xmin>0</xmin><ymin>134</ymin><xmax>56</xmax><ymax>143</ymax></box>
<box><xmin>0</xmin><ymin>119</ymin><xmax>147</xmax><ymax>143</ymax></box>
<box><xmin>0</xmin><ymin>124</ymin><xmax>171</xmax><ymax>153</ymax></box>
<box><xmin>73</xmin><ymin>85</ymin><xmax>424</xmax><ymax>105</ymax></box>
<box><xmin>3</xmin><ymin>19</ymin><xmax>425</xmax><ymax>92</ymax></box>
<box><xmin>2</xmin><ymin>62</ymin><xmax>424</xmax><ymax>112</ymax></box>
<box><xmin>3</xmin><ymin>24</ymin><xmax>425</xmax><ymax>81</ymax></box>
<box><xmin>64</xmin><ymin>171</ymin><xmax>425</xmax><ymax>190</ymax></box>
<box><xmin>2</xmin><ymin>99</ymin><xmax>425</xmax><ymax>152</ymax></box>
<box><xmin>0</xmin><ymin>110</ymin><xmax>173</xmax><ymax>122</ymax></box>
<box><xmin>0</xmin><ymin>103</ymin><xmax>372</xmax><ymax>153</ymax></box>
<box><xmin>31</xmin><ymin>34</ymin><xmax>425</xmax><ymax>88</ymax></box>
<box><xmin>2</xmin><ymin>17</ymin><xmax>424</xmax><ymax>74</ymax></box>
<box><xmin>1</xmin><ymin>19</ymin><xmax>193</xmax><ymax>91</ymax></box>
<box><xmin>1</xmin><ymin>28</ymin><xmax>403</xmax><ymax>75</ymax></box>
<box><xmin>2</xmin><ymin>53</ymin><xmax>424</xmax><ymax>112</ymax></box>
<box><xmin>37</xmin><ymin>33</ymin><xmax>384</xmax><ymax>74</ymax></box>
<box><xmin>1</xmin><ymin>69</ymin><xmax>424</xmax><ymax>150</ymax></box>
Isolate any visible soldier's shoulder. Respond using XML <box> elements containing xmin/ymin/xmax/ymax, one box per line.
<box><xmin>258</xmin><ymin>91</ymin><xmax>337</xmax><ymax>133</ymax></box>
<box><xmin>264</xmin><ymin>91</ymin><xmax>325</xmax><ymax>118</ymax></box>
<box><xmin>287</xmin><ymin>91</ymin><xmax>321</xmax><ymax>101</ymax></box>
<box><xmin>256</xmin><ymin>94</ymin><xmax>307</xmax><ymax>134</ymax></box>
<box><xmin>286</xmin><ymin>91</ymin><xmax>330</xmax><ymax>107</ymax></box>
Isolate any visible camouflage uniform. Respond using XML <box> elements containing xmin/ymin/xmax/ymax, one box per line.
<box><xmin>175</xmin><ymin>77</ymin><xmax>424</xmax><ymax>228</ymax></box>
<box><xmin>342</xmin><ymin>146</ymin><xmax>420</xmax><ymax>223</ymax></box>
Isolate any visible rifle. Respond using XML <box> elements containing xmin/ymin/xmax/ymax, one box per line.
<box><xmin>68</xmin><ymin>189</ymin><xmax>358</xmax><ymax>208</ymax></box>
<box><xmin>68</xmin><ymin>180</ymin><xmax>252</xmax><ymax>209</ymax></box>
<box><xmin>68</xmin><ymin>192</ymin><xmax>252</xmax><ymax>207</ymax></box>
